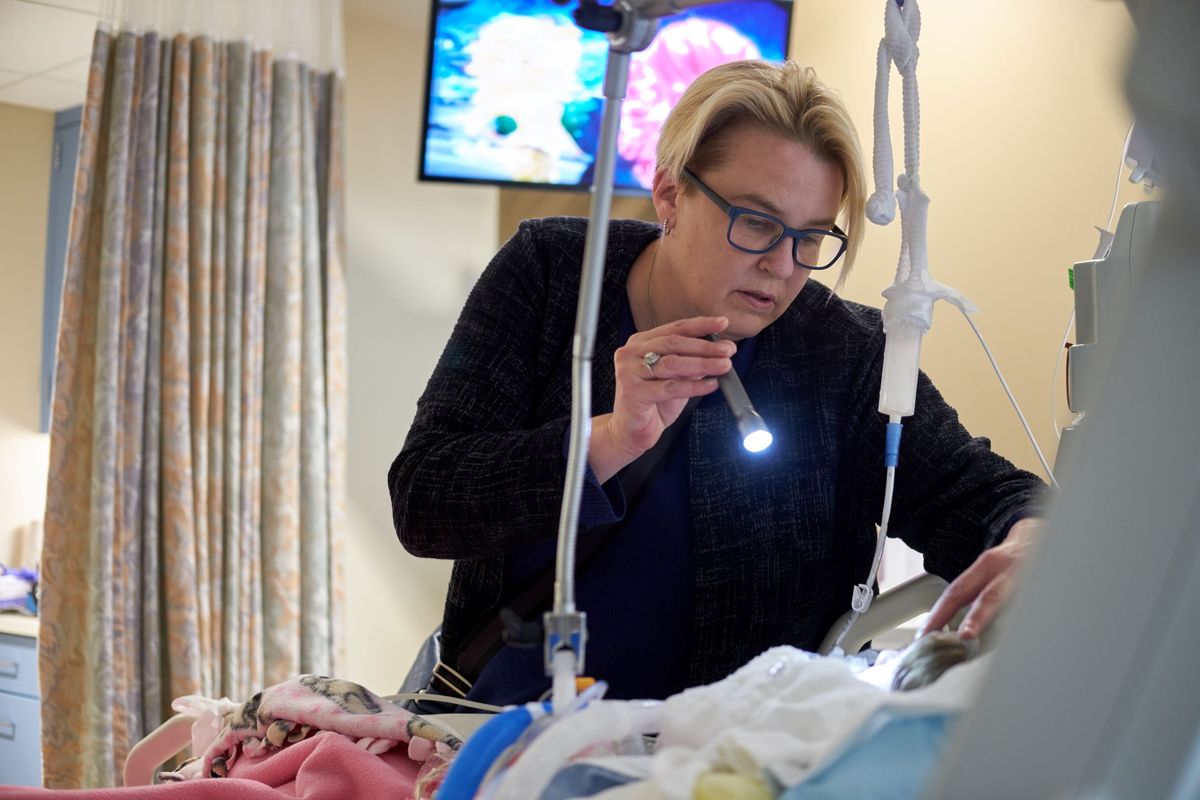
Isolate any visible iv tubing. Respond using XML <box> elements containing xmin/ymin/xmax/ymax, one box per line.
<box><xmin>826</xmin><ymin>416</ymin><xmax>901</xmax><ymax>653</ymax></box>
<box><xmin>387</xmin><ymin>693</ymin><xmax>503</xmax><ymax>713</ymax></box>
<box><xmin>960</xmin><ymin>311</ymin><xmax>1058</xmax><ymax>489</ymax></box>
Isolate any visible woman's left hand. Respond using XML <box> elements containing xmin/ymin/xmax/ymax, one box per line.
<box><xmin>917</xmin><ymin>517</ymin><xmax>1043</xmax><ymax>640</ymax></box>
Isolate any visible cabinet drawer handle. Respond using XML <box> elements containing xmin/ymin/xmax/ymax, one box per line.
<box><xmin>0</xmin><ymin>720</ymin><xmax>15</xmax><ymax>739</ymax></box>
<box><xmin>0</xmin><ymin>660</ymin><xmax>17</xmax><ymax>678</ymax></box>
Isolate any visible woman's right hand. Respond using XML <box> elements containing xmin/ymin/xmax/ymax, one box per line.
<box><xmin>588</xmin><ymin>316</ymin><xmax>736</xmax><ymax>483</ymax></box>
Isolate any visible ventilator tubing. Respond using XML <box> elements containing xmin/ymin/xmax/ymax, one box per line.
<box><xmin>493</xmin><ymin>700</ymin><xmax>663</xmax><ymax>800</ymax></box>
<box><xmin>438</xmin><ymin>703</ymin><xmax>548</xmax><ymax>800</ymax></box>
<box><xmin>879</xmin><ymin>319</ymin><xmax>925</xmax><ymax>418</ymax></box>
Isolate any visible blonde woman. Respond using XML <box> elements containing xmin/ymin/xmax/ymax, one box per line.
<box><xmin>389</xmin><ymin>60</ymin><xmax>1045</xmax><ymax>707</ymax></box>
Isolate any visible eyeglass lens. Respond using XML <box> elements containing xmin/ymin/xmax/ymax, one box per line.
<box><xmin>729</xmin><ymin>213</ymin><xmax>841</xmax><ymax>268</ymax></box>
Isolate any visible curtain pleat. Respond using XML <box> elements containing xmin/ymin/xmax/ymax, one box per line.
<box><xmin>208</xmin><ymin>41</ymin><xmax>228</xmax><ymax>697</ymax></box>
<box><xmin>299</xmin><ymin>63</ymin><xmax>331</xmax><ymax>675</ymax></box>
<box><xmin>160</xmin><ymin>32</ymin><xmax>201</xmax><ymax>713</ymax></box>
<box><xmin>320</xmin><ymin>72</ymin><xmax>348</xmax><ymax>676</ymax></box>
<box><xmin>118</xmin><ymin>30</ymin><xmax>157</xmax><ymax>748</ymax></box>
<box><xmin>112</xmin><ymin>28</ymin><xmax>153</xmax><ymax>767</ymax></box>
<box><xmin>221</xmin><ymin>39</ymin><xmax>251</xmax><ymax>701</ymax></box>
<box><xmin>140</xmin><ymin>32</ymin><xmax>171</xmax><ymax>739</ymax></box>
<box><xmin>261</xmin><ymin>58</ymin><xmax>303</xmax><ymax>687</ymax></box>
<box><xmin>126</xmin><ymin>31</ymin><xmax>151</xmax><ymax>743</ymax></box>
<box><xmin>244</xmin><ymin>47</ymin><xmax>274</xmax><ymax>693</ymax></box>
<box><xmin>88</xmin><ymin>27</ymin><xmax>139</xmax><ymax>779</ymax></box>
<box><xmin>187</xmin><ymin>35</ymin><xmax>216</xmax><ymax>700</ymax></box>
<box><xmin>38</xmin><ymin>23</ymin><xmax>346</xmax><ymax>786</ymax></box>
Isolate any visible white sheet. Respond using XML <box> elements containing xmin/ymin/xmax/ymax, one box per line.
<box><xmin>582</xmin><ymin>646</ymin><xmax>992</xmax><ymax>800</ymax></box>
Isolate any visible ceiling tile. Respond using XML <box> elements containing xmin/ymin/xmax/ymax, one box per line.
<box><xmin>43</xmin><ymin>55</ymin><xmax>90</xmax><ymax>83</ymax></box>
<box><xmin>0</xmin><ymin>68</ymin><xmax>24</xmax><ymax>88</ymax></box>
<box><xmin>0</xmin><ymin>74</ymin><xmax>86</xmax><ymax>111</ymax></box>
<box><xmin>0</xmin><ymin>0</ymin><xmax>98</xmax><ymax>74</ymax></box>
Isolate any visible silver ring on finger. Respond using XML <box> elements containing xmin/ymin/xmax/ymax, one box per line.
<box><xmin>642</xmin><ymin>351</ymin><xmax>662</xmax><ymax>379</ymax></box>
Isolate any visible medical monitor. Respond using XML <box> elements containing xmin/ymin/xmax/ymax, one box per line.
<box><xmin>419</xmin><ymin>0</ymin><xmax>794</xmax><ymax>193</ymax></box>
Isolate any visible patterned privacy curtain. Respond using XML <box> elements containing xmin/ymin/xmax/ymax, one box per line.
<box><xmin>39</xmin><ymin>11</ymin><xmax>347</xmax><ymax>788</ymax></box>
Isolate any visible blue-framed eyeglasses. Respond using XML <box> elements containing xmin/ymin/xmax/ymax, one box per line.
<box><xmin>682</xmin><ymin>168</ymin><xmax>848</xmax><ymax>270</ymax></box>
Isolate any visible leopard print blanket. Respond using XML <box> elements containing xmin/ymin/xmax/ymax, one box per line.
<box><xmin>161</xmin><ymin>675</ymin><xmax>463</xmax><ymax>781</ymax></box>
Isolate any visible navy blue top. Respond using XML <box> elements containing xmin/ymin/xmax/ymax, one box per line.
<box><xmin>467</xmin><ymin>299</ymin><xmax>760</xmax><ymax>704</ymax></box>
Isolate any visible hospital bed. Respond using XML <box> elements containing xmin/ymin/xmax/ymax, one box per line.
<box><xmin>121</xmin><ymin>573</ymin><xmax>949</xmax><ymax>787</ymax></box>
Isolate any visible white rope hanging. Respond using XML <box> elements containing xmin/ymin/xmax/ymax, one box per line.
<box><xmin>868</xmin><ymin>0</ymin><xmax>976</xmax><ymax>344</ymax></box>
<box><xmin>847</xmin><ymin>0</ymin><xmax>979</xmax><ymax>631</ymax></box>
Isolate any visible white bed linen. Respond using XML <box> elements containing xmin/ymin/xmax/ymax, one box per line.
<box><xmin>576</xmin><ymin>647</ymin><xmax>992</xmax><ymax>800</ymax></box>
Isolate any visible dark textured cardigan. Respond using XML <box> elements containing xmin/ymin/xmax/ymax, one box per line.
<box><xmin>389</xmin><ymin>217</ymin><xmax>1046</xmax><ymax>688</ymax></box>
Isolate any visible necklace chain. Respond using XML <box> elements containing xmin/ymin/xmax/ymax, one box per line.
<box><xmin>645</xmin><ymin>239</ymin><xmax>661</xmax><ymax>329</ymax></box>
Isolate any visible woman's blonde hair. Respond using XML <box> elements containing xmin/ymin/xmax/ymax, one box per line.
<box><xmin>656</xmin><ymin>60</ymin><xmax>866</xmax><ymax>286</ymax></box>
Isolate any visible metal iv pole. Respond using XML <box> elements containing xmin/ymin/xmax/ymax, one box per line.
<box><xmin>544</xmin><ymin>0</ymin><xmax>738</xmax><ymax>710</ymax></box>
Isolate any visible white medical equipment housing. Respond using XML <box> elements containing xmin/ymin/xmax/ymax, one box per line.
<box><xmin>1055</xmin><ymin>201</ymin><xmax>1160</xmax><ymax>485</ymax></box>
<box><xmin>929</xmin><ymin>1</ymin><xmax>1200</xmax><ymax>797</ymax></box>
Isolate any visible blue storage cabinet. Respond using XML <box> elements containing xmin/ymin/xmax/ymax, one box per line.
<box><xmin>0</xmin><ymin>628</ymin><xmax>41</xmax><ymax>786</ymax></box>
<box><xmin>40</xmin><ymin>105</ymin><xmax>82</xmax><ymax>434</ymax></box>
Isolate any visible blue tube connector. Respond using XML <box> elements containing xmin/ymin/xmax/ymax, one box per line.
<box><xmin>884</xmin><ymin>421</ymin><xmax>903</xmax><ymax>468</ymax></box>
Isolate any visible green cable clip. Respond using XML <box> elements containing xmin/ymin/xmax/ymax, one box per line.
<box><xmin>1068</xmin><ymin>266</ymin><xmax>1075</xmax><ymax>290</ymax></box>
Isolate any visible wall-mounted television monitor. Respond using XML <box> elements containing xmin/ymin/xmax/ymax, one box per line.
<box><xmin>419</xmin><ymin>0</ymin><xmax>793</xmax><ymax>193</ymax></box>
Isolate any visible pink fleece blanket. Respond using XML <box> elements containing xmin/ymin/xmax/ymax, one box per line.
<box><xmin>0</xmin><ymin>675</ymin><xmax>459</xmax><ymax>799</ymax></box>
<box><xmin>0</xmin><ymin>731</ymin><xmax>420</xmax><ymax>798</ymax></box>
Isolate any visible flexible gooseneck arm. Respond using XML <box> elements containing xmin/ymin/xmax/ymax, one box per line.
<box><xmin>545</xmin><ymin>0</ymin><xmax>731</xmax><ymax>711</ymax></box>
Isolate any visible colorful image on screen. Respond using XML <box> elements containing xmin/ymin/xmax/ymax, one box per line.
<box><xmin>420</xmin><ymin>0</ymin><xmax>792</xmax><ymax>192</ymax></box>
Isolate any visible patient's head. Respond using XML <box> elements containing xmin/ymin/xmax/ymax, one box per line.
<box><xmin>891</xmin><ymin>632</ymin><xmax>979</xmax><ymax>692</ymax></box>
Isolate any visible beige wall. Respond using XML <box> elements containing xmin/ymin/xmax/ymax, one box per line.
<box><xmin>0</xmin><ymin>103</ymin><xmax>52</xmax><ymax>570</ymax></box>
<box><xmin>795</xmin><ymin>0</ymin><xmax>1147</xmax><ymax>478</ymax></box>
<box><xmin>804</xmin><ymin>1</ymin><xmax>1144</xmax><ymax>585</ymax></box>
<box><xmin>498</xmin><ymin>190</ymin><xmax>656</xmax><ymax>244</ymax></box>
<box><xmin>340</xmin><ymin>2</ymin><xmax>499</xmax><ymax>691</ymax></box>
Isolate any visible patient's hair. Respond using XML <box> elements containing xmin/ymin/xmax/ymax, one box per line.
<box><xmin>891</xmin><ymin>632</ymin><xmax>979</xmax><ymax>692</ymax></box>
<box><xmin>655</xmin><ymin>59</ymin><xmax>866</xmax><ymax>286</ymax></box>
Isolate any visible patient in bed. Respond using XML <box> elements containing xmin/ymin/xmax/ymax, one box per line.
<box><xmin>506</xmin><ymin>632</ymin><xmax>986</xmax><ymax>800</ymax></box>
<box><xmin>889</xmin><ymin>631</ymin><xmax>979</xmax><ymax>691</ymax></box>
<box><xmin>851</xmin><ymin>631</ymin><xmax>980</xmax><ymax>692</ymax></box>
<box><xmin>0</xmin><ymin>631</ymin><xmax>975</xmax><ymax>799</ymax></box>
